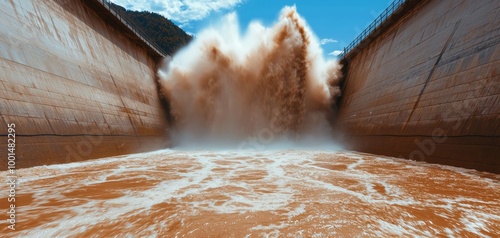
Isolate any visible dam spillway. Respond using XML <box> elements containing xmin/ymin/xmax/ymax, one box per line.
<box><xmin>0</xmin><ymin>0</ymin><xmax>497</xmax><ymax>172</ymax></box>
<box><xmin>0</xmin><ymin>0</ymin><xmax>499</xmax><ymax>236</ymax></box>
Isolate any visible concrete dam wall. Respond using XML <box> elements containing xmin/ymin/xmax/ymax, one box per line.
<box><xmin>0</xmin><ymin>0</ymin><xmax>169</xmax><ymax>169</ymax></box>
<box><xmin>1</xmin><ymin>0</ymin><xmax>498</xmax><ymax>173</ymax></box>
<box><xmin>338</xmin><ymin>0</ymin><xmax>499</xmax><ymax>173</ymax></box>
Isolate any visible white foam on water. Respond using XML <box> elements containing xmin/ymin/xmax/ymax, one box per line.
<box><xmin>287</xmin><ymin>204</ymin><xmax>306</xmax><ymax>218</ymax></box>
<box><xmin>4</xmin><ymin>149</ymin><xmax>499</xmax><ymax>237</ymax></box>
<box><xmin>375</xmin><ymin>220</ymin><xmax>407</xmax><ymax>236</ymax></box>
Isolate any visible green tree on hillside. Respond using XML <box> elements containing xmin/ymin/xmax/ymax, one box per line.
<box><xmin>110</xmin><ymin>3</ymin><xmax>192</xmax><ymax>55</ymax></box>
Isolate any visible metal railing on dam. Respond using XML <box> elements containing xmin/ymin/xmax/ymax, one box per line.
<box><xmin>336</xmin><ymin>0</ymin><xmax>499</xmax><ymax>173</ymax></box>
<box><xmin>338</xmin><ymin>0</ymin><xmax>416</xmax><ymax>60</ymax></box>
<box><xmin>90</xmin><ymin>0</ymin><xmax>169</xmax><ymax>57</ymax></box>
<box><xmin>0</xmin><ymin>0</ymin><xmax>170</xmax><ymax>169</ymax></box>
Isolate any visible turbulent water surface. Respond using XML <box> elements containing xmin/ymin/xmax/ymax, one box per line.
<box><xmin>1</xmin><ymin>149</ymin><xmax>498</xmax><ymax>237</ymax></box>
<box><xmin>159</xmin><ymin>7</ymin><xmax>340</xmax><ymax>145</ymax></box>
<box><xmin>2</xmin><ymin>5</ymin><xmax>498</xmax><ymax>238</ymax></box>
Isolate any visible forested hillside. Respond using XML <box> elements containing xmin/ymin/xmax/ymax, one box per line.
<box><xmin>110</xmin><ymin>3</ymin><xmax>192</xmax><ymax>55</ymax></box>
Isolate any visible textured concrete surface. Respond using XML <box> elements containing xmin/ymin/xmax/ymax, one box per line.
<box><xmin>338</xmin><ymin>0</ymin><xmax>500</xmax><ymax>173</ymax></box>
<box><xmin>0</xmin><ymin>0</ymin><xmax>169</xmax><ymax>169</ymax></box>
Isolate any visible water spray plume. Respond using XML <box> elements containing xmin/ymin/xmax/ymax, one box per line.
<box><xmin>158</xmin><ymin>6</ymin><xmax>341</xmax><ymax>147</ymax></box>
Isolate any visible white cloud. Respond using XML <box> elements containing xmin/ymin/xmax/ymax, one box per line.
<box><xmin>320</xmin><ymin>38</ymin><xmax>338</xmax><ymax>45</ymax></box>
<box><xmin>111</xmin><ymin>0</ymin><xmax>243</xmax><ymax>24</ymax></box>
<box><xmin>328</xmin><ymin>50</ymin><xmax>343</xmax><ymax>56</ymax></box>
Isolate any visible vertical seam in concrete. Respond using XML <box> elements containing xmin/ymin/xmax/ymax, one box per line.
<box><xmin>107</xmin><ymin>68</ymin><xmax>142</xmax><ymax>148</ymax></box>
<box><xmin>403</xmin><ymin>20</ymin><xmax>462</xmax><ymax>131</ymax></box>
<box><xmin>44</xmin><ymin>114</ymin><xmax>56</xmax><ymax>135</ymax></box>
<box><xmin>381</xmin><ymin>26</ymin><xmax>400</xmax><ymax>65</ymax></box>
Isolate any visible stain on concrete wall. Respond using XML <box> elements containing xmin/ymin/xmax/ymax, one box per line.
<box><xmin>338</xmin><ymin>0</ymin><xmax>499</xmax><ymax>173</ymax></box>
<box><xmin>0</xmin><ymin>0</ymin><xmax>169</xmax><ymax>169</ymax></box>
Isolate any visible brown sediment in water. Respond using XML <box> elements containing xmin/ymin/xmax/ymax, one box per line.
<box><xmin>1</xmin><ymin>150</ymin><xmax>498</xmax><ymax>236</ymax></box>
<box><xmin>158</xmin><ymin>7</ymin><xmax>341</xmax><ymax>144</ymax></box>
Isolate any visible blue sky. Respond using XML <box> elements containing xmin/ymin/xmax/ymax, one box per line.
<box><xmin>111</xmin><ymin>0</ymin><xmax>394</xmax><ymax>57</ymax></box>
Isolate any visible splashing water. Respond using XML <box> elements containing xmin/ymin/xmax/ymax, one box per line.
<box><xmin>4</xmin><ymin>150</ymin><xmax>499</xmax><ymax>236</ymax></box>
<box><xmin>158</xmin><ymin>6</ymin><xmax>341</xmax><ymax>147</ymax></box>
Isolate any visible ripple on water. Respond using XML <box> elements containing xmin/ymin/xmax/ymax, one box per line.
<box><xmin>0</xmin><ymin>149</ymin><xmax>498</xmax><ymax>236</ymax></box>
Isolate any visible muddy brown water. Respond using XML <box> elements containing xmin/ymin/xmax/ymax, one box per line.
<box><xmin>1</xmin><ymin>149</ymin><xmax>498</xmax><ymax>237</ymax></box>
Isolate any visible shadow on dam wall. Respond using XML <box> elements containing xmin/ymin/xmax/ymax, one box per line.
<box><xmin>336</xmin><ymin>0</ymin><xmax>499</xmax><ymax>173</ymax></box>
<box><xmin>0</xmin><ymin>0</ymin><xmax>171</xmax><ymax>169</ymax></box>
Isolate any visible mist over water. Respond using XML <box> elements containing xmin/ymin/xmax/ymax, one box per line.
<box><xmin>158</xmin><ymin>6</ymin><xmax>341</xmax><ymax>148</ymax></box>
